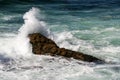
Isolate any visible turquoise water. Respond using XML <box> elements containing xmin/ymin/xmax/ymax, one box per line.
<box><xmin>0</xmin><ymin>1</ymin><xmax>120</xmax><ymax>80</ymax></box>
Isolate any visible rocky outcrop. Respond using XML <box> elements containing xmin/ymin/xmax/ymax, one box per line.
<box><xmin>29</xmin><ymin>33</ymin><xmax>104</xmax><ymax>63</ymax></box>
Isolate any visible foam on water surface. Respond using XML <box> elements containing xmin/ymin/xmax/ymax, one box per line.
<box><xmin>0</xmin><ymin>7</ymin><xmax>120</xmax><ymax>80</ymax></box>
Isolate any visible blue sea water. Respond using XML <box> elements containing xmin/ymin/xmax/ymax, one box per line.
<box><xmin>0</xmin><ymin>0</ymin><xmax>120</xmax><ymax>80</ymax></box>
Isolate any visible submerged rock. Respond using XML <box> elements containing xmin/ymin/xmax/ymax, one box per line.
<box><xmin>29</xmin><ymin>33</ymin><xmax>104</xmax><ymax>63</ymax></box>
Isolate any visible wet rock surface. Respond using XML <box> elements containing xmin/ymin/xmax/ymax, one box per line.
<box><xmin>29</xmin><ymin>33</ymin><xmax>104</xmax><ymax>63</ymax></box>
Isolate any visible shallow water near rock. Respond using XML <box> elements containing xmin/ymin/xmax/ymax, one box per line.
<box><xmin>0</xmin><ymin>1</ymin><xmax>120</xmax><ymax>80</ymax></box>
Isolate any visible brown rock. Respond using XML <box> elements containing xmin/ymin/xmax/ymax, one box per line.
<box><xmin>29</xmin><ymin>33</ymin><xmax>104</xmax><ymax>63</ymax></box>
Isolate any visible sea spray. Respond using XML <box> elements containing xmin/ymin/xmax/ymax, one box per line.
<box><xmin>15</xmin><ymin>7</ymin><xmax>51</xmax><ymax>56</ymax></box>
<box><xmin>19</xmin><ymin>7</ymin><xmax>50</xmax><ymax>37</ymax></box>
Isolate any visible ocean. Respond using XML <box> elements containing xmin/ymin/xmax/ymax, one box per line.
<box><xmin>0</xmin><ymin>0</ymin><xmax>120</xmax><ymax>80</ymax></box>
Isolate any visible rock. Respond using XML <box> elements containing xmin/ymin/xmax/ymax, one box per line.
<box><xmin>29</xmin><ymin>33</ymin><xmax>59</xmax><ymax>55</ymax></box>
<box><xmin>29</xmin><ymin>33</ymin><xmax>104</xmax><ymax>63</ymax></box>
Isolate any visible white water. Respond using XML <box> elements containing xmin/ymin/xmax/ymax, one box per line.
<box><xmin>0</xmin><ymin>7</ymin><xmax>120</xmax><ymax>80</ymax></box>
<box><xmin>15</xmin><ymin>7</ymin><xmax>52</xmax><ymax>57</ymax></box>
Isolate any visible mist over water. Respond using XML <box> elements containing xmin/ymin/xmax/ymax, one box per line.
<box><xmin>0</xmin><ymin>1</ymin><xmax>120</xmax><ymax>80</ymax></box>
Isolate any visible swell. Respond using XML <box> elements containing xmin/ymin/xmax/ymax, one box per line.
<box><xmin>0</xmin><ymin>0</ymin><xmax>120</xmax><ymax>12</ymax></box>
<box><xmin>0</xmin><ymin>0</ymin><xmax>120</xmax><ymax>7</ymax></box>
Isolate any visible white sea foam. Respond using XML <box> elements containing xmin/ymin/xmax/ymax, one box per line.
<box><xmin>15</xmin><ymin>7</ymin><xmax>52</xmax><ymax>57</ymax></box>
<box><xmin>54</xmin><ymin>31</ymin><xmax>80</xmax><ymax>50</ymax></box>
<box><xmin>0</xmin><ymin>7</ymin><xmax>120</xmax><ymax>80</ymax></box>
<box><xmin>19</xmin><ymin>7</ymin><xmax>50</xmax><ymax>37</ymax></box>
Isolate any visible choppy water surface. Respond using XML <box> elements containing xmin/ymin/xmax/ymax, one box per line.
<box><xmin>0</xmin><ymin>1</ymin><xmax>120</xmax><ymax>80</ymax></box>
